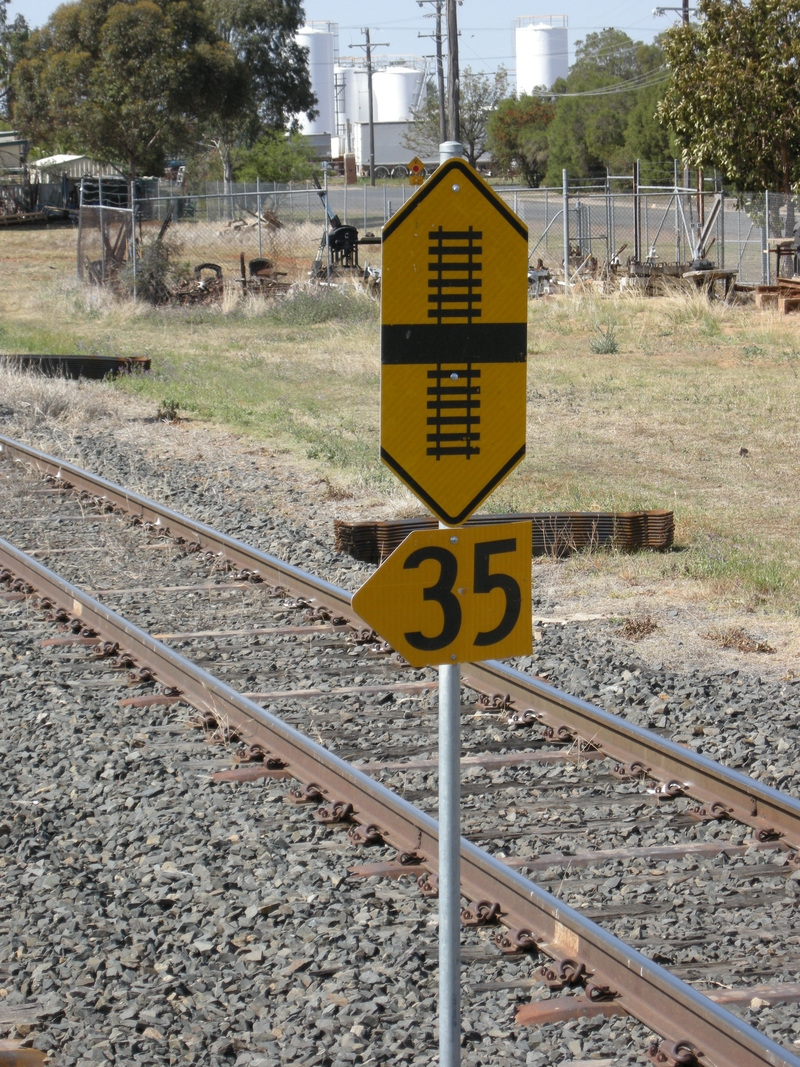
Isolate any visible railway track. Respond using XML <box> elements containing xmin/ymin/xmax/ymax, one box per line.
<box><xmin>2</xmin><ymin>431</ymin><xmax>800</xmax><ymax>1067</ymax></box>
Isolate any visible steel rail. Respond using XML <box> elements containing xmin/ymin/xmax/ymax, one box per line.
<box><xmin>1</xmin><ymin>533</ymin><xmax>797</xmax><ymax>1067</ymax></box>
<box><xmin>3</xmin><ymin>433</ymin><xmax>800</xmax><ymax>850</ymax></box>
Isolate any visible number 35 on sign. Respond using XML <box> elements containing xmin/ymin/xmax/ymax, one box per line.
<box><xmin>352</xmin><ymin>522</ymin><xmax>532</xmax><ymax>668</ymax></box>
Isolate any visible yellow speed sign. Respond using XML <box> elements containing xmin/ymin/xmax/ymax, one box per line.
<box><xmin>381</xmin><ymin>157</ymin><xmax>528</xmax><ymax>526</ymax></box>
<box><xmin>352</xmin><ymin>522</ymin><xmax>532</xmax><ymax>668</ymax></box>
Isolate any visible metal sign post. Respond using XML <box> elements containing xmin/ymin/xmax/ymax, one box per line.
<box><xmin>438</xmin><ymin>657</ymin><xmax>461</xmax><ymax>1067</ymax></box>
<box><xmin>352</xmin><ymin>150</ymin><xmax>530</xmax><ymax>1067</ymax></box>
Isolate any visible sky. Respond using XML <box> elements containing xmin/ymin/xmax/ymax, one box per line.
<box><xmin>15</xmin><ymin>0</ymin><xmax>679</xmax><ymax>75</ymax></box>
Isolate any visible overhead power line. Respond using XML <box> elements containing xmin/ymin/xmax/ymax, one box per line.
<box><xmin>541</xmin><ymin>66</ymin><xmax>669</xmax><ymax>97</ymax></box>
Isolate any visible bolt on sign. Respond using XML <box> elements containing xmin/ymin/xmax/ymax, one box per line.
<box><xmin>352</xmin><ymin>523</ymin><xmax>532</xmax><ymax>668</ymax></box>
<box><xmin>408</xmin><ymin>155</ymin><xmax>425</xmax><ymax>186</ymax></box>
<box><xmin>381</xmin><ymin>157</ymin><xmax>529</xmax><ymax>527</ymax></box>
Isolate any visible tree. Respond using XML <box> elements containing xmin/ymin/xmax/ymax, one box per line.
<box><xmin>543</xmin><ymin>29</ymin><xmax>668</xmax><ymax>184</ymax></box>
<box><xmin>0</xmin><ymin>0</ymin><xmax>29</xmax><ymax>119</ymax></box>
<box><xmin>202</xmin><ymin>0</ymin><xmax>316</xmax><ymax>186</ymax></box>
<box><xmin>658</xmin><ymin>0</ymin><xmax>800</xmax><ymax>195</ymax></box>
<box><xmin>235</xmin><ymin>131</ymin><xmax>314</xmax><ymax>182</ymax></box>
<box><xmin>406</xmin><ymin>66</ymin><xmax>508</xmax><ymax>166</ymax></box>
<box><xmin>12</xmin><ymin>0</ymin><xmax>246</xmax><ymax>181</ymax></box>
<box><xmin>487</xmin><ymin>94</ymin><xmax>554</xmax><ymax>186</ymax></box>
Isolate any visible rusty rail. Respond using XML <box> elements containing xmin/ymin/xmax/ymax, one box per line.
<box><xmin>3</xmin><ymin>433</ymin><xmax>800</xmax><ymax>851</ymax></box>
<box><xmin>1</xmin><ymin>531</ymin><xmax>798</xmax><ymax>1067</ymax></box>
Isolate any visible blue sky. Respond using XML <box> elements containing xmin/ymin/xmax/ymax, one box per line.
<box><xmin>18</xmin><ymin>0</ymin><xmax>674</xmax><ymax>72</ymax></box>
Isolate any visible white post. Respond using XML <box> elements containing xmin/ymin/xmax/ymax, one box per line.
<box><xmin>438</xmin><ymin>658</ymin><xmax>461</xmax><ymax>1067</ymax></box>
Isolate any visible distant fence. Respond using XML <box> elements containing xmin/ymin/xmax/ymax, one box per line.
<box><xmin>77</xmin><ymin>178</ymin><xmax>797</xmax><ymax>296</ymax></box>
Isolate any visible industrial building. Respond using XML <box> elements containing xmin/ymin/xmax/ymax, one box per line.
<box><xmin>295</xmin><ymin>21</ymin><xmax>429</xmax><ymax>172</ymax></box>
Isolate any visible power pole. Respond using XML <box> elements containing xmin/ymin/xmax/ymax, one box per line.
<box><xmin>418</xmin><ymin>0</ymin><xmax>447</xmax><ymax>144</ymax></box>
<box><xmin>446</xmin><ymin>0</ymin><xmax>460</xmax><ymax>144</ymax></box>
<box><xmin>350</xmin><ymin>28</ymin><xmax>389</xmax><ymax>187</ymax></box>
<box><xmin>682</xmin><ymin>0</ymin><xmax>689</xmax><ymax>22</ymax></box>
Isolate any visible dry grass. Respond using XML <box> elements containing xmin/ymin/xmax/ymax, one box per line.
<box><xmin>3</xmin><ymin>225</ymin><xmax>800</xmax><ymax>639</ymax></box>
<box><xmin>703</xmin><ymin>626</ymin><xmax>776</xmax><ymax>654</ymax></box>
<box><xmin>618</xmin><ymin>615</ymin><xmax>659</xmax><ymax>641</ymax></box>
<box><xmin>0</xmin><ymin>364</ymin><xmax>115</xmax><ymax>428</ymax></box>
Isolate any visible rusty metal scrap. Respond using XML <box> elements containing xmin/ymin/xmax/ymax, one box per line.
<box><xmin>334</xmin><ymin>510</ymin><xmax>674</xmax><ymax>564</ymax></box>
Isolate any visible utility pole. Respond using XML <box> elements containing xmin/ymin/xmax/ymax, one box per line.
<box><xmin>682</xmin><ymin>0</ymin><xmax>689</xmax><ymax>22</ymax></box>
<box><xmin>350</xmin><ymin>29</ymin><xmax>389</xmax><ymax>187</ymax></box>
<box><xmin>446</xmin><ymin>0</ymin><xmax>460</xmax><ymax>144</ymax></box>
<box><xmin>418</xmin><ymin>0</ymin><xmax>447</xmax><ymax>144</ymax></box>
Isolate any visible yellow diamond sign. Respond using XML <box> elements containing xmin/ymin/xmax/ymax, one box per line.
<box><xmin>408</xmin><ymin>155</ymin><xmax>425</xmax><ymax>185</ymax></box>
<box><xmin>352</xmin><ymin>523</ymin><xmax>532</xmax><ymax>668</ymax></box>
<box><xmin>381</xmin><ymin>157</ymin><xmax>528</xmax><ymax>526</ymax></box>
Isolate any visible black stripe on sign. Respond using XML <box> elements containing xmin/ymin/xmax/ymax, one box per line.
<box><xmin>382</xmin><ymin>323</ymin><xmax>527</xmax><ymax>364</ymax></box>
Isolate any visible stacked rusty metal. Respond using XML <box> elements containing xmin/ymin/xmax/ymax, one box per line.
<box><xmin>334</xmin><ymin>510</ymin><xmax>675</xmax><ymax>564</ymax></box>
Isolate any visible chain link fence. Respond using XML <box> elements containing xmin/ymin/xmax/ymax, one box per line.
<box><xmin>77</xmin><ymin>177</ymin><xmax>799</xmax><ymax>299</ymax></box>
<box><xmin>77</xmin><ymin>204</ymin><xmax>135</xmax><ymax>287</ymax></box>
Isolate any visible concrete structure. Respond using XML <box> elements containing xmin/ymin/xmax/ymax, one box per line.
<box><xmin>515</xmin><ymin>15</ymin><xmax>568</xmax><ymax>93</ymax></box>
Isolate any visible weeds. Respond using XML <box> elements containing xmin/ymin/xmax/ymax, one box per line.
<box><xmin>589</xmin><ymin>322</ymin><xmax>619</xmax><ymax>354</ymax></box>
<box><xmin>266</xmin><ymin>285</ymin><xmax>378</xmax><ymax>326</ymax></box>
<box><xmin>157</xmin><ymin>398</ymin><xmax>180</xmax><ymax>422</ymax></box>
<box><xmin>619</xmin><ymin>615</ymin><xmax>658</xmax><ymax>640</ymax></box>
<box><xmin>703</xmin><ymin>627</ymin><xmax>775</xmax><ymax>654</ymax></box>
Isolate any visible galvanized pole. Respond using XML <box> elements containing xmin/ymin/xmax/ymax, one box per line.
<box><xmin>438</xmin><ymin>658</ymin><xmax>461</xmax><ymax>1067</ymax></box>
<box><xmin>562</xmin><ymin>168</ymin><xmax>570</xmax><ymax>293</ymax></box>
<box><xmin>764</xmin><ymin>190</ymin><xmax>770</xmax><ymax>285</ymax></box>
<box><xmin>674</xmin><ymin>159</ymin><xmax>680</xmax><ymax>264</ymax></box>
<box><xmin>98</xmin><ymin>174</ymin><xmax>106</xmax><ymax>284</ymax></box>
<box><xmin>130</xmin><ymin>181</ymin><xmax>137</xmax><ymax>307</ymax></box>
<box><xmin>257</xmin><ymin>177</ymin><xmax>263</xmax><ymax>259</ymax></box>
<box><xmin>325</xmin><ymin>169</ymin><xmax>331</xmax><ymax>283</ymax></box>
<box><xmin>633</xmin><ymin>159</ymin><xmax>641</xmax><ymax>263</ymax></box>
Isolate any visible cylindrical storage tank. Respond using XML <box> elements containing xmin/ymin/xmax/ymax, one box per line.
<box><xmin>372</xmin><ymin>67</ymin><xmax>425</xmax><ymax>122</ymax></box>
<box><xmin>296</xmin><ymin>25</ymin><xmax>336</xmax><ymax>134</ymax></box>
<box><xmin>515</xmin><ymin>20</ymin><xmax>569</xmax><ymax>93</ymax></box>
<box><xmin>338</xmin><ymin>66</ymin><xmax>371</xmax><ymax>124</ymax></box>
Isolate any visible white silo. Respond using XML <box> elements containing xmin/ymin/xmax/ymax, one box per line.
<box><xmin>515</xmin><ymin>15</ymin><xmax>568</xmax><ymax>93</ymax></box>
<box><xmin>337</xmin><ymin>65</ymin><xmax>371</xmax><ymax>124</ymax></box>
<box><xmin>372</xmin><ymin>66</ymin><xmax>426</xmax><ymax>122</ymax></box>
<box><xmin>296</xmin><ymin>23</ymin><xmax>336</xmax><ymax>135</ymax></box>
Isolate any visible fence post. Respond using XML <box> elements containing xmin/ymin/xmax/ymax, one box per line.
<box><xmin>633</xmin><ymin>159</ymin><xmax>641</xmax><ymax>263</ymax></box>
<box><xmin>257</xmin><ymin>177</ymin><xmax>262</xmax><ymax>259</ymax></box>
<box><xmin>325</xmin><ymin>170</ymin><xmax>331</xmax><ymax>282</ymax></box>
<box><xmin>674</xmin><ymin>159</ymin><xmax>680</xmax><ymax>264</ymax></box>
<box><xmin>562</xmin><ymin>169</ymin><xmax>570</xmax><ymax>294</ymax></box>
<box><xmin>130</xmin><ymin>181</ymin><xmax>137</xmax><ymax>307</ymax></box>
<box><xmin>545</xmin><ymin>188</ymin><xmax>549</xmax><ymax>254</ymax></box>
<box><xmin>364</xmin><ymin>183</ymin><xmax>367</xmax><ymax>232</ymax></box>
<box><xmin>77</xmin><ymin>178</ymin><xmax>84</xmax><ymax>280</ymax></box>
<box><xmin>289</xmin><ymin>181</ymin><xmax>294</xmax><ymax>225</ymax></box>
<box><xmin>763</xmin><ymin>190</ymin><xmax>770</xmax><ymax>285</ymax></box>
<box><xmin>99</xmin><ymin>174</ymin><xmax>106</xmax><ymax>283</ymax></box>
<box><xmin>344</xmin><ymin>178</ymin><xmax>348</xmax><ymax>225</ymax></box>
<box><xmin>719</xmin><ymin>184</ymin><xmax>725</xmax><ymax>270</ymax></box>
